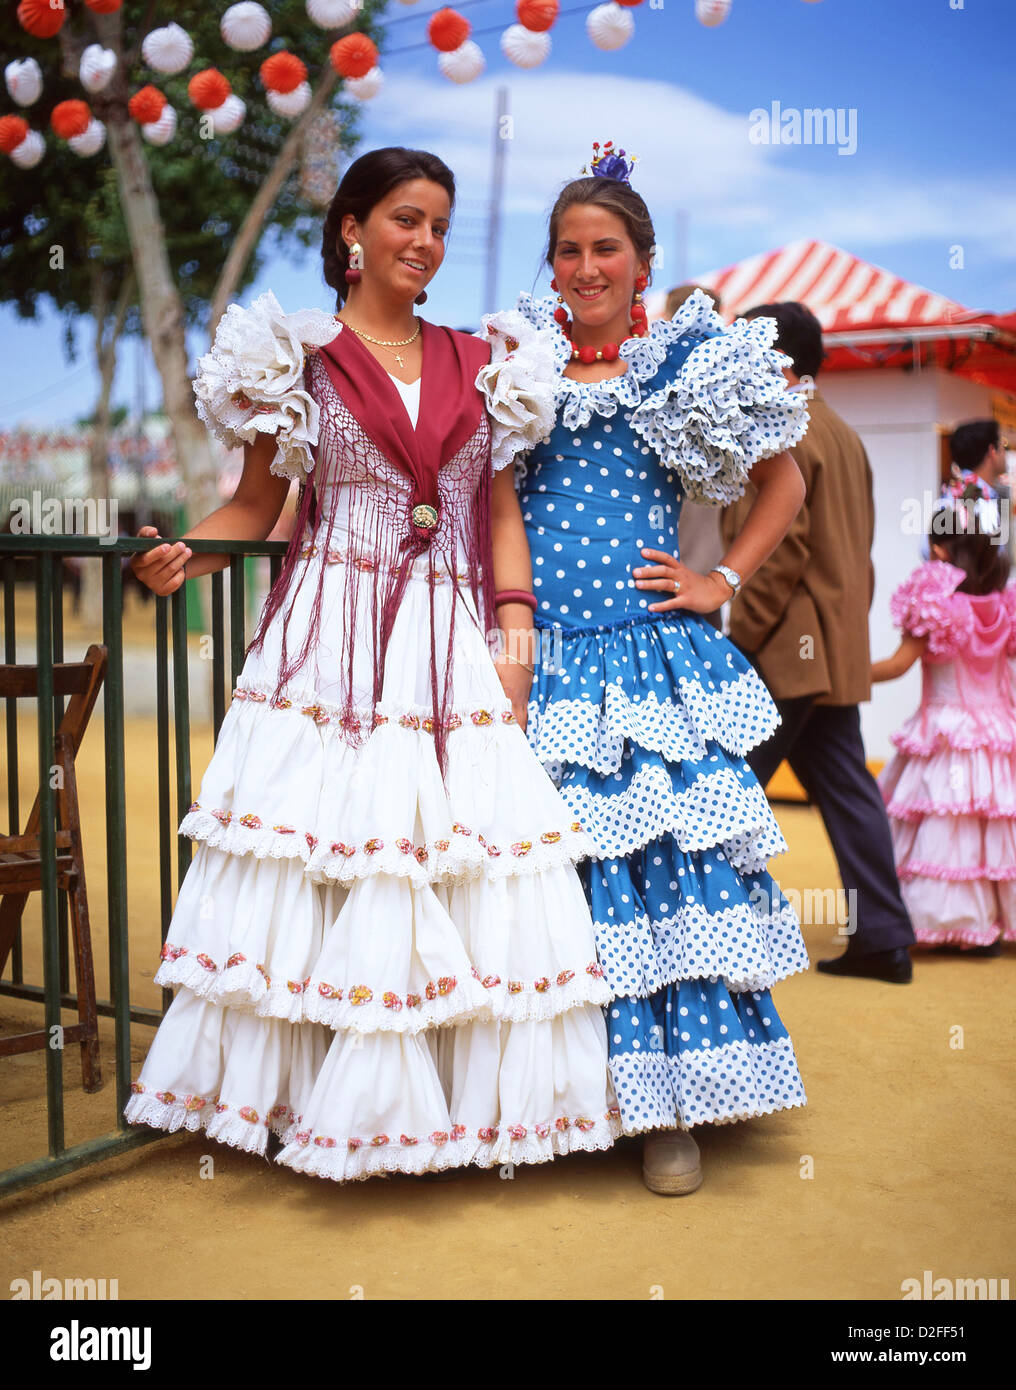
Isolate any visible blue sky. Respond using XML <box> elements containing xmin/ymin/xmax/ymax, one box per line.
<box><xmin>2</xmin><ymin>0</ymin><xmax>1014</xmax><ymax>427</ymax></box>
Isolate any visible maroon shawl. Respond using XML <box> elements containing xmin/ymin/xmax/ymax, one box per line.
<box><xmin>245</xmin><ymin>318</ymin><xmax>495</xmax><ymax>778</ymax></box>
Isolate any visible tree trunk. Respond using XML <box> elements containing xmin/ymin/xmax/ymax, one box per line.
<box><xmin>88</xmin><ymin>10</ymin><xmax>218</xmax><ymax>531</ymax></box>
<box><xmin>80</xmin><ymin>266</ymin><xmax>134</xmax><ymax>629</ymax></box>
<box><xmin>208</xmin><ymin>62</ymin><xmax>340</xmax><ymax>338</ymax></box>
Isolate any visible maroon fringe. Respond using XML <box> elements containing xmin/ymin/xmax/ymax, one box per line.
<box><xmin>242</xmin><ymin>356</ymin><xmax>496</xmax><ymax>780</ymax></box>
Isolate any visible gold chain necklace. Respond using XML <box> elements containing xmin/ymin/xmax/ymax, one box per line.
<box><xmin>338</xmin><ymin>316</ymin><xmax>420</xmax><ymax>369</ymax></box>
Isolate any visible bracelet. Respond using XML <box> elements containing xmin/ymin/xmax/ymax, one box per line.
<box><xmin>495</xmin><ymin>589</ymin><xmax>537</xmax><ymax>612</ymax></box>
<box><xmin>498</xmin><ymin>651</ymin><xmax>535</xmax><ymax>675</ymax></box>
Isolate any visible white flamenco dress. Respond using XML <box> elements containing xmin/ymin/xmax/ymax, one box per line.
<box><xmin>123</xmin><ymin>293</ymin><xmax>620</xmax><ymax>1180</ymax></box>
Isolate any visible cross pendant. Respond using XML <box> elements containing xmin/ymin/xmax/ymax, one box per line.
<box><xmin>394</xmin><ymin>352</ymin><xmax>404</xmax><ymax>368</ymax></box>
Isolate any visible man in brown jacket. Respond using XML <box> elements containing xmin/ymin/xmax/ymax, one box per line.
<box><xmin>720</xmin><ymin>302</ymin><xmax>915</xmax><ymax>984</ymax></box>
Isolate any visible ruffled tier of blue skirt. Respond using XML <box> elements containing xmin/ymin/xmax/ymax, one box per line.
<box><xmin>529</xmin><ymin>611</ymin><xmax>808</xmax><ymax>1131</ymax></box>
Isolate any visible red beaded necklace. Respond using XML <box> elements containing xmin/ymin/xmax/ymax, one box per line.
<box><xmin>553</xmin><ymin>274</ymin><xmax>650</xmax><ymax>362</ymax></box>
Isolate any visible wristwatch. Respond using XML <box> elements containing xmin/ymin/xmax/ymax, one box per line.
<box><xmin>710</xmin><ymin>564</ymin><xmax>742</xmax><ymax>598</ymax></box>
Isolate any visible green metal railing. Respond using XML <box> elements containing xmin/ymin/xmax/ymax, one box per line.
<box><xmin>0</xmin><ymin>535</ymin><xmax>286</xmax><ymax>1198</ymax></box>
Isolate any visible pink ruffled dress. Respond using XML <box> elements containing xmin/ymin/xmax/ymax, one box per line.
<box><xmin>878</xmin><ymin>560</ymin><xmax>1016</xmax><ymax>947</ymax></box>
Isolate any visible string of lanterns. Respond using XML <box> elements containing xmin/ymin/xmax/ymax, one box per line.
<box><xmin>4</xmin><ymin>0</ymin><xmax>823</xmax><ymax>166</ymax></box>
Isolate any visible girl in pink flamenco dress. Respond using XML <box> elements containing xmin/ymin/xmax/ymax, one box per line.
<box><xmin>872</xmin><ymin>484</ymin><xmax>1016</xmax><ymax>954</ymax></box>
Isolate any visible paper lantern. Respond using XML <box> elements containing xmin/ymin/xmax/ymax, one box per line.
<box><xmin>128</xmin><ymin>85</ymin><xmax>167</xmax><ymax>125</ymax></box>
<box><xmin>0</xmin><ymin>115</ymin><xmax>30</xmax><ymax>154</ymax></box>
<box><xmin>221</xmin><ymin>3</ymin><xmax>272</xmax><ymax>51</ymax></box>
<box><xmin>17</xmin><ymin>0</ymin><xmax>66</xmax><ymax>39</ymax></box>
<box><xmin>586</xmin><ymin>3</ymin><xmax>634</xmax><ymax>49</ymax></box>
<box><xmin>516</xmin><ymin>0</ymin><xmax>558</xmax><ymax>31</ymax></box>
<box><xmin>142</xmin><ymin>105</ymin><xmax>177</xmax><ymax>146</ymax></box>
<box><xmin>345</xmin><ymin>67</ymin><xmax>384</xmax><ymax>100</ymax></box>
<box><xmin>330</xmin><ymin>35</ymin><xmax>379</xmax><ymax>79</ymax></box>
<box><xmin>142</xmin><ymin>24</ymin><xmax>194</xmax><ymax>75</ymax></box>
<box><xmin>501</xmin><ymin>24</ymin><xmax>550</xmax><ymax>67</ymax></box>
<box><xmin>80</xmin><ymin>45</ymin><xmax>117</xmax><ymax>94</ymax></box>
<box><xmin>210</xmin><ymin>95</ymin><xmax>246</xmax><ymax>134</ymax></box>
<box><xmin>51</xmin><ymin>101</ymin><xmax>92</xmax><ymax>140</ymax></box>
<box><xmin>438</xmin><ymin>40</ymin><xmax>485</xmax><ymax>83</ymax></box>
<box><xmin>5</xmin><ymin>58</ymin><xmax>43</xmax><ymax>107</ymax></box>
<box><xmin>84</xmin><ymin>0</ymin><xmax>124</xmax><ymax>12</ymax></box>
<box><xmin>260</xmin><ymin>52</ymin><xmax>307</xmax><ymax>94</ymax></box>
<box><xmin>10</xmin><ymin>129</ymin><xmax>45</xmax><ymax>168</ymax></box>
<box><xmin>189</xmin><ymin>69</ymin><xmax>232</xmax><ymax>111</ymax></box>
<box><xmin>69</xmin><ymin>118</ymin><xmax>106</xmax><ymax>157</ymax></box>
<box><xmin>266</xmin><ymin>82</ymin><xmax>312</xmax><ymax>117</ymax></box>
<box><xmin>428</xmin><ymin>9</ymin><xmax>470</xmax><ymax>52</ymax></box>
<box><xmin>307</xmin><ymin>0</ymin><xmax>359</xmax><ymax>25</ymax></box>
<box><xmin>695</xmin><ymin>0</ymin><xmax>731</xmax><ymax>25</ymax></box>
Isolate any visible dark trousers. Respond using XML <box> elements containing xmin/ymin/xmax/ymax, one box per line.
<box><xmin>744</xmin><ymin>676</ymin><xmax>916</xmax><ymax>955</ymax></box>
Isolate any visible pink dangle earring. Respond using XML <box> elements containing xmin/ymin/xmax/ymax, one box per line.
<box><xmin>344</xmin><ymin>241</ymin><xmax>362</xmax><ymax>285</ymax></box>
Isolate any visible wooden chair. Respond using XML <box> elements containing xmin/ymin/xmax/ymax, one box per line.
<box><xmin>0</xmin><ymin>644</ymin><xmax>107</xmax><ymax>1092</ymax></box>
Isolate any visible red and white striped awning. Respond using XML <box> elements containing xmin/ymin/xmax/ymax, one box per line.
<box><xmin>695</xmin><ymin>239</ymin><xmax>970</xmax><ymax>332</ymax></box>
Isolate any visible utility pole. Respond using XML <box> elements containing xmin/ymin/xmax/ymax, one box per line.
<box><xmin>673</xmin><ymin>208</ymin><xmax>689</xmax><ymax>286</ymax></box>
<box><xmin>484</xmin><ymin>85</ymin><xmax>510</xmax><ymax>317</ymax></box>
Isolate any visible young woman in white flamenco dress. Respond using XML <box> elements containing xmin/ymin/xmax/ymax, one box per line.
<box><xmin>123</xmin><ymin>147</ymin><xmax>620</xmax><ymax>1181</ymax></box>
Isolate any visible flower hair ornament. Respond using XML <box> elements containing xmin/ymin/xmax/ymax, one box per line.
<box><xmin>582</xmin><ymin>139</ymin><xmax>638</xmax><ymax>185</ymax></box>
<box><xmin>932</xmin><ymin>470</ymin><xmax>1001</xmax><ymax>535</ymax></box>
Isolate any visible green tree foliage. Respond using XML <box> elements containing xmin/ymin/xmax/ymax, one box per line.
<box><xmin>0</xmin><ymin>0</ymin><xmax>380</xmax><ymax>353</ymax></box>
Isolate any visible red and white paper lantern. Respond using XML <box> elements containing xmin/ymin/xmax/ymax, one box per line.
<box><xmin>5</xmin><ymin>58</ymin><xmax>43</xmax><ymax>107</ymax></box>
<box><xmin>69</xmin><ymin>119</ymin><xmax>107</xmax><ymax>157</ymax></box>
<box><xmin>142</xmin><ymin>24</ymin><xmax>194</xmax><ymax>76</ymax></box>
<box><xmin>307</xmin><ymin>0</ymin><xmax>359</xmax><ymax>25</ymax></box>
<box><xmin>79</xmin><ymin>44</ymin><xmax>117</xmax><ymax>94</ymax></box>
<box><xmin>344</xmin><ymin>67</ymin><xmax>384</xmax><ymax>100</ymax></box>
<box><xmin>695</xmin><ymin>0</ymin><xmax>731</xmax><ymax>26</ymax></box>
<box><xmin>142</xmin><ymin>105</ymin><xmax>177</xmax><ymax>146</ymax></box>
<box><xmin>221</xmin><ymin>3</ymin><xmax>272</xmax><ymax>52</ymax></box>
<box><xmin>438</xmin><ymin>40</ymin><xmax>485</xmax><ymax>83</ymax></box>
<box><xmin>266</xmin><ymin>82</ymin><xmax>312</xmax><ymax>117</ymax></box>
<box><xmin>586</xmin><ymin>3</ymin><xmax>635</xmax><ymax>49</ymax></box>
<box><xmin>10</xmin><ymin>128</ymin><xmax>45</xmax><ymax>168</ymax></box>
<box><xmin>501</xmin><ymin>25</ymin><xmax>551</xmax><ymax>68</ymax></box>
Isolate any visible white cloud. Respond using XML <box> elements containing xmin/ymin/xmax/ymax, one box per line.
<box><xmin>351</xmin><ymin>68</ymin><xmax>1016</xmax><ymax>272</ymax></box>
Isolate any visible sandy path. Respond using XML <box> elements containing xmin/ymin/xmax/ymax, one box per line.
<box><xmin>1</xmin><ymin>616</ymin><xmax>1012</xmax><ymax>1298</ymax></box>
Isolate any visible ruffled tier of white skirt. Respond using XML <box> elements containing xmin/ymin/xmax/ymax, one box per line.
<box><xmin>125</xmin><ymin>541</ymin><xmax>621</xmax><ymax>1179</ymax></box>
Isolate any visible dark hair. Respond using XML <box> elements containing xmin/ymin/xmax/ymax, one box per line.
<box><xmin>321</xmin><ymin>146</ymin><xmax>456</xmax><ymax>307</ymax></box>
<box><xmin>744</xmin><ymin>301</ymin><xmax>825</xmax><ymax>379</ymax></box>
<box><xmin>927</xmin><ymin>483</ymin><xmax>1011</xmax><ymax>595</ymax></box>
<box><xmin>545</xmin><ymin>176</ymin><xmax>656</xmax><ymax>279</ymax></box>
<box><xmin>949</xmin><ymin>419</ymin><xmax>1000</xmax><ymax>472</ymax></box>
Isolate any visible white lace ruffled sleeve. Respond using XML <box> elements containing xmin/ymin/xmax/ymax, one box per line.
<box><xmin>629</xmin><ymin>295</ymin><xmax>810</xmax><ymax>506</ymax></box>
<box><xmin>193</xmin><ymin>290</ymin><xmax>339</xmax><ymax>482</ymax></box>
<box><xmin>474</xmin><ymin>308</ymin><xmax>559</xmax><ymax>476</ymax></box>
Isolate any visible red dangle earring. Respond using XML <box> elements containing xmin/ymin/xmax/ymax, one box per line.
<box><xmin>551</xmin><ymin>277</ymin><xmax>570</xmax><ymax>329</ymax></box>
<box><xmin>630</xmin><ymin>274</ymin><xmax>649</xmax><ymax>337</ymax></box>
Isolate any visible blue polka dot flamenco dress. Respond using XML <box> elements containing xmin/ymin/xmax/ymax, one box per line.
<box><xmin>477</xmin><ymin>289</ymin><xmax>811</xmax><ymax>1135</ymax></box>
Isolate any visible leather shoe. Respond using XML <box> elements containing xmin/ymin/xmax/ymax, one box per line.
<box><xmin>642</xmin><ymin>1129</ymin><xmax>703</xmax><ymax>1195</ymax></box>
<box><xmin>816</xmin><ymin>946</ymin><xmax>912</xmax><ymax>983</ymax></box>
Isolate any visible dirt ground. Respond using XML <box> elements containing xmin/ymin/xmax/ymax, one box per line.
<box><xmin>1</xmin><ymin>592</ymin><xmax>1013</xmax><ymax>1300</ymax></box>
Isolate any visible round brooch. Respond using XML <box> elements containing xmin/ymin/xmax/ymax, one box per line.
<box><xmin>412</xmin><ymin>504</ymin><xmax>439</xmax><ymax>530</ymax></box>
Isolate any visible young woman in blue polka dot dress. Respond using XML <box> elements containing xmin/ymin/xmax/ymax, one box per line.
<box><xmin>477</xmin><ymin>150</ymin><xmax>812</xmax><ymax>1194</ymax></box>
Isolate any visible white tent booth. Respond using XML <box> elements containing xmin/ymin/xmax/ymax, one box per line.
<box><xmin>652</xmin><ymin>240</ymin><xmax>1016</xmax><ymax>767</ymax></box>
